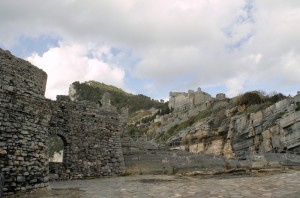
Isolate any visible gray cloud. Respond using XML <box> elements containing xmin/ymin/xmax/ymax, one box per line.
<box><xmin>1</xmin><ymin>0</ymin><xmax>300</xmax><ymax>97</ymax></box>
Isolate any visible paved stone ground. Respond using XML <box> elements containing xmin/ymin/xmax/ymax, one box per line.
<box><xmin>7</xmin><ymin>170</ymin><xmax>300</xmax><ymax>198</ymax></box>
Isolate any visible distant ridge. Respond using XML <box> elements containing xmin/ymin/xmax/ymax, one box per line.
<box><xmin>70</xmin><ymin>81</ymin><xmax>168</xmax><ymax>114</ymax></box>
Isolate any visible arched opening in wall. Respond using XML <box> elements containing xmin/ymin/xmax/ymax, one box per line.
<box><xmin>48</xmin><ymin>134</ymin><xmax>65</xmax><ymax>163</ymax></box>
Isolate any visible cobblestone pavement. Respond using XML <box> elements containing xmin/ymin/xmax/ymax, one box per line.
<box><xmin>8</xmin><ymin>170</ymin><xmax>300</xmax><ymax>198</ymax></box>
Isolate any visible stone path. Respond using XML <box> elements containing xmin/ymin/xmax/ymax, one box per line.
<box><xmin>8</xmin><ymin>170</ymin><xmax>300</xmax><ymax>197</ymax></box>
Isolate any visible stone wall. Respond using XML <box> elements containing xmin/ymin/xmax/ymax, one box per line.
<box><xmin>216</xmin><ymin>93</ymin><xmax>226</xmax><ymax>100</ymax></box>
<box><xmin>0</xmin><ymin>49</ymin><xmax>47</xmax><ymax>96</ymax></box>
<box><xmin>169</xmin><ymin>88</ymin><xmax>212</xmax><ymax>110</ymax></box>
<box><xmin>49</xmin><ymin>95</ymin><xmax>125</xmax><ymax>180</ymax></box>
<box><xmin>0</xmin><ymin>49</ymin><xmax>125</xmax><ymax>195</ymax></box>
<box><xmin>121</xmin><ymin>134</ymin><xmax>228</xmax><ymax>175</ymax></box>
<box><xmin>0</xmin><ymin>49</ymin><xmax>52</xmax><ymax>195</ymax></box>
<box><xmin>122</xmin><ymin>137</ymin><xmax>300</xmax><ymax>175</ymax></box>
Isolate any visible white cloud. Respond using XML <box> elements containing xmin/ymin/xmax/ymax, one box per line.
<box><xmin>280</xmin><ymin>51</ymin><xmax>300</xmax><ymax>84</ymax></box>
<box><xmin>226</xmin><ymin>75</ymin><xmax>247</xmax><ymax>97</ymax></box>
<box><xmin>27</xmin><ymin>42</ymin><xmax>125</xmax><ymax>99</ymax></box>
<box><xmin>1</xmin><ymin>0</ymin><xmax>300</xmax><ymax>98</ymax></box>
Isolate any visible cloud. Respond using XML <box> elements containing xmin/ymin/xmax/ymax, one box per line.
<box><xmin>226</xmin><ymin>75</ymin><xmax>247</xmax><ymax>97</ymax></box>
<box><xmin>27</xmin><ymin>42</ymin><xmax>125</xmax><ymax>99</ymax></box>
<box><xmin>1</xmin><ymin>0</ymin><xmax>300</xmax><ymax>99</ymax></box>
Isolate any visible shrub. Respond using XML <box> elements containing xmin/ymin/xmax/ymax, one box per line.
<box><xmin>269</xmin><ymin>93</ymin><xmax>287</xmax><ymax>103</ymax></box>
<box><xmin>238</xmin><ymin>92</ymin><xmax>262</xmax><ymax>106</ymax></box>
<box><xmin>246</xmin><ymin>102</ymin><xmax>272</xmax><ymax>114</ymax></box>
<box><xmin>272</xmin><ymin>111</ymin><xmax>286</xmax><ymax>122</ymax></box>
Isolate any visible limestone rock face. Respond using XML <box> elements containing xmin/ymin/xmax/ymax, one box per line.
<box><xmin>206</xmin><ymin>139</ymin><xmax>224</xmax><ymax>155</ymax></box>
<box><xmin>166</xmin><ymin>96</ymin><xmax>300</xmax><ymax>160</ymax></box>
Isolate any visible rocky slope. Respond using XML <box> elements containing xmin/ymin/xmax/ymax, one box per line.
<box><xmin>147</xmin><ymin>92</ymin><xmax>300</xmax><ymax>162</ymax></box>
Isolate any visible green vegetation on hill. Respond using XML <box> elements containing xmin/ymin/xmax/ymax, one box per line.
<box><xmin>71</xmin><ymin>81</ymin><xmax>168</xmax><ymax>114</ymax></box>
<box><xmin>155</xmin><ymin>107</ymin><xmax>221</xmax><ymax>142</ymax></box>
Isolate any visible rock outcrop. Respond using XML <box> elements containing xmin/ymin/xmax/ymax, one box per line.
<box><xmin>124</xmin><ymin>92</ymin><xmax>300</xmax><ymax>175</ymax></box>
<box><xmin>178</xmin><ymin>98</ymin><xmax>300</xmax><ymax>159</ymax></box>
<box><xmin>155</xmin><ymin>91</ymin><xmax>300</xmax><ymax>171</ymax></box>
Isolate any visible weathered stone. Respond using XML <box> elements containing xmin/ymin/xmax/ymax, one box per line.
<box><xmin>169</xmin><ymin>88</ymin><xmax>212</xmax><ymax>110</ymax></box>
<box><xmin>0</xmin><ymin>48</ymin><xmax>125</xmax><ymax>196</ymax></box>
<box><xmin>16</xmin><ymin>176</ymin><xmax>25</xmax><ymax>182</ymax></box>
<box><xmin>0</xmin><ymin>173</ymin><xmax>4</xmax><ymax>198</ymax></box>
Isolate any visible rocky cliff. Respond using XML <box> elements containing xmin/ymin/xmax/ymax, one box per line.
<box><xmin>149</xmin><ymin>91</ymin><xmax>300</xmax><ymax>165</ymax></box>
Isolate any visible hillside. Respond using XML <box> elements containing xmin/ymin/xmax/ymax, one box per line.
<box><xmin>70</xmin><ymin>81</ymin><xmax>169</xmax><ymax>114</ymax></box>
<box><xmin>68</xmin><ymin>80</ymin><xmax>300</xmax><ymax>161</ymax></box>
<box><xmin>151</xmin><ymin>91</ymin><xmax>288</xmax><ymax>143</ymax></box>
<box><xmin>141</xmin><ymin>90</ymin><xmax>300</xmax><ymax>160</ymax></box>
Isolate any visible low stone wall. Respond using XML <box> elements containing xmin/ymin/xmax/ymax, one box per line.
<box><xmin>124</xmin><ymin>147</ymin><xmax>300</xmax><ymax>175</ymax></box>
<box><xmin>122</xmin><ymin>137</ymin><xmax>229</xmax><ymax>175</ymax></box>
<box><xmin>49</xmin><ymin>162</ymin><xmax>69</xmax><ymax>181</ymax></box>
<box><xmin>122</xmin><ymin>135</ymin><xmax>300</xmax><ymax>175</ymax></box>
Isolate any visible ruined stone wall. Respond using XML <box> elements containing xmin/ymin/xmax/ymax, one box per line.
<box><xmin>0</xmin><ymin>49</ymin><xmax>47</xmax><ymax>96</ymax></box>
<box><xmin>49</xmin><ymin>96</ymin><xmax>124</xmax><ymax>179</ymax></box>
<box><xmin>0</xmin><ymin>49</ymin><xmax>52</xmax><ymax>195</ymax></box>
<box><xmin>169</xmin><ymin>92</ymin><xmax>189</xmax><ymax>110</ymax></box>
<box><xmin>169</xmin><ymin>88</ymin><xmax>212</xmax><ymax>110</ymax></box>
<box><xmin>216</xmin><ymin>93</ymin><xmax>226</xmax><ymax>100</ymax></box>
<box><xmin>0</xmin><ymin>49</ymin><xmax>125</xmax><ymax>195</ymax></box>
<box><xmin>193</xmin><ymin>91</ymin><xmax>212</xmax><ymax>106</ymax></box>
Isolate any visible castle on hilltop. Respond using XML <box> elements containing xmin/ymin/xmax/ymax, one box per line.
<box><xmin>168</xmin><ymin>87</ymin><xmax>226</xmax><ymax>110</ymax></box>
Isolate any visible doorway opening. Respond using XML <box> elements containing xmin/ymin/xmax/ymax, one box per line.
<box><xmin>48</xmin><ymin>134</ymin><xmax>64</xmax><ymax>163</ymax></box>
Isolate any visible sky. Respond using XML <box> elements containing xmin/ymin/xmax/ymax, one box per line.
<box><xmin>1</xmin><ymin>0</ymin><xmax>300</xmax><ymax>100</ymax></box>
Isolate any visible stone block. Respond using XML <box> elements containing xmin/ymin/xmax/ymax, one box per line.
<box><xmin>16</xmin><ymin>176</ymin><xmax>25</xmax><ymax>182</ymax></box>
<box><xmin>268</xmin><ymin>161</ymin><xmax>280</xmax><ymax>167</ymax></box>
<box><xmin>252</xmin><ymin>161</ymin><xmax>267</xmax><ymax>168</ymax></box>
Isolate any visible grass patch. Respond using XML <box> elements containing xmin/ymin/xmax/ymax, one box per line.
<box><xmin>155</xmin><ymin>110</ymin><xmax>211</xmax><ymax>142</ymax></box>
<box><xmin>272</xmin><ymin>111</ymin><xmax>287</xmax><ymax>122</ymax></box>
<box><xmin>128</xmin><ymin>110</ymin><xmax>153</xmax><ymax>123</ymax></box>
<box><xmin>245</xmin><ymin>102</ymin><xmax>272</xmax><ymax>114</ymax></box>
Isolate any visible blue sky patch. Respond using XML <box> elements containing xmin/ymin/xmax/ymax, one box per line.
<box><xmin>8</xmin><ymin>35</ymin><xmax>59</xmax><ymax>58</ymax></box>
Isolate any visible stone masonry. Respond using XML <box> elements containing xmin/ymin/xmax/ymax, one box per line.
<box><xmin>169</xmin><ymin>88</ymin><xmax>212</xmax><ymax>110</ymax></box>
<box><xmin>0</xmin><ymin>49</ymin><xmax>52</xmax><ymax>195</ymax></box>
<box><xmin>168</xmin><ymin>88</ymin><xmax>226</xmax><ymax>111</ymax></box>
<box><xmin>48</xmin><ymin>95</ymin><xmax>124</xmax><ymax>180</ymax></box>
<box><xmin>0</xmin><ymin>49</ymin><xmax>125</xmax><ymax>195</ymax></box>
